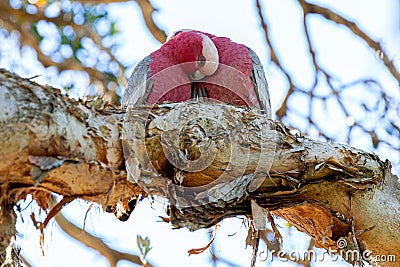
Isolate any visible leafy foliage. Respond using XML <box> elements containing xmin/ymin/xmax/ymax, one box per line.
<box><xmin>0</xmin><ymin>0</ymin><xmax>125</xmax><ymax>103</ymax></box>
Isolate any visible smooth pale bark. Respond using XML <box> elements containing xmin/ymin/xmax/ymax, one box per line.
<box><xmin>1</xmin><ymin>69</ymin><xmax>399</xmax><ymax>266</ymax></box>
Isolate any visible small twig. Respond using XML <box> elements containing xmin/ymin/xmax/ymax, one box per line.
<box><xmin>135</xmin><ymin>0</ymin><xmax>167</xmax><ymax>43</ymax></box>
<box><xmin>43</xmin><ymin>196</ymin><xmax>75</xmax><ymax>228</ymax></box>
<box><xmin>55</xmin><ymin>206</ymin><xmax>150</xmax><ymax>267</ymax></box>
<box><xmin>298</xmin><ymin>0</ymin><xmax>400</xmax><ymax>84</ymax></box>
<box><xmin>255</xmin><ymin>0</ymin><xmax>298</xmax><ymax>119</ymax></box>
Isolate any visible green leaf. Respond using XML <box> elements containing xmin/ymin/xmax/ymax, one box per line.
<box><xmin>30</xmin><ymin>23</ymin><xmax>43</xmax><ymax>41</ymax></box>
<box><xmin>136</xmin><ymin>235</ymin><xmax>152</xmax><ymax>265</ymax></box>
<box><xmin>109</xmin><ymin>22</ymin><xmax>118</xmax><ymax>36</ymax></box>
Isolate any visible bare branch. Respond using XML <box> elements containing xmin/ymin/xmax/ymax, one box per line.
<box><xmin>76</xmin><ymin>0</ymin><xmax>168</xmax><ymax>43</ymax></box>
<box><xmin>260</xmin><ymin>230</ymin><xmax>311</xmax><ymax>267</ymax></box>
<box><xmin>135</xmin><ymin>0</ymin><xmax>167</xmax><ymax>43</ymax></box>
<box><xmin>54</xmin><ymin>208</ymin><xmax>150</xmax><ymax>267</ymax></box>
<box><xmin>255</xmin><ymin>0</ymin><xmax>297</xmax><ymax>119</ymax></box>
<box><xmin>256</xmin><ymin>0</ymin><xmax>399</xmax><ymax>159</ymax></box>
<box><xmin>298</xmin><ymin>0</ymin><xmax>400</xmax><ymax>85</ymax></box>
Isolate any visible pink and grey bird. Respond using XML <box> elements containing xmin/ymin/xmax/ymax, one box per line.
<box><xmin>122</xmin><ymin>30</ymin><xmax>271</xmax><ymax>117</ymax></box>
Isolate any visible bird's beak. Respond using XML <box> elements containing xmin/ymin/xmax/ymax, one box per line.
<box><xmin>189</xmin><ymin>70</ymin><xmax>206</xmax><ymax>81</ymax></box>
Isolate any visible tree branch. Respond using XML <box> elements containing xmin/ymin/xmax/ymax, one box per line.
<box><xmin>0</xmin><ymin>1</ymin><xmax>126</xmax><ymax>86</ymax></box>
<box><xmin>135</xmin><ymin>0</ymin><xmax>167</xmax><ymax>43</ymax></box>
<box><xmin>1</xmin><ymin>69</ymin><xmax>399</xmax><ymax>264</ymax></box>
<box><xmin>0</xmin><ymin>68</ymin><xmax>141</xmax><ymax>209</ymax></box>
<box><xmin>255</xmin><ymin>0</ymin><xmax>297</xmax><ymax>119</ymax></box>
<box><xmin>298</xmin><ymin>0</ymin><xmax>400</xmax><ymax>85</ymax></box>
<box><xmin>54</xmin><ymin>207</ymin><xmax>151</xmax><ymax>266</ymax></box>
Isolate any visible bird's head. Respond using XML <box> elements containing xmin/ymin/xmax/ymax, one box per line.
<box><xmin>166</xmin><ymin>30</ymin><xmax>219</xmax><ymax>80</ymax></box>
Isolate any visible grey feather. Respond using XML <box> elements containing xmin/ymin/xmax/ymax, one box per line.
<box><xmin>123</xmin><ymin>49</ymin><xmax>271</xmax><ymax>119</ymax></box>
<box><xmin>122</xmin><ymin>55</ymin><xmax>153</xmax><ymax>108</ymax></box>
<box><xmin>247</xmin><ymin>47</ymin><xmax>272</xmax><ymax>118</ymax></box>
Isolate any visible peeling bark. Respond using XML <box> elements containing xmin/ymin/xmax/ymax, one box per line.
<box><xmin>1</xmin><ymin>69</ymin><xmax>399</xmax><ymax>265</ymax></box>
<box><xmin>0</xmin><ymin>69</ymin><xmax>142</xmax><ymax>253</ymax></box>
<box><xmin>124</xmin><ymin>101</ymin><xmax>399</xmax><ymax>265</ymax></box>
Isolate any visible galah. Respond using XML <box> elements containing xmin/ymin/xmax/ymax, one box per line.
<box><xmin>122</xmin><ymin>30</ymin><xmax>271</xmax><ymax>117</ymax></box>
<box><xmin>120</xmin><ymin>31</ymin><xmax>272</xmax><ymax>234</ymax></box>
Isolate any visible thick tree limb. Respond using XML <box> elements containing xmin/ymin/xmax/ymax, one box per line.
<box><xmin>0</xmin><ymin>69</ymin><xmax>399</xmax><ymax>265</ymax></box>
<box><xmin>123</xmin><ymin>99</ymin><xmax>399</xmax><ymax>264</ymax></box>
<box><xmin>0</xmin><ymin>69</ymin><xmax>141</xmax><ymax>253</ymax></box>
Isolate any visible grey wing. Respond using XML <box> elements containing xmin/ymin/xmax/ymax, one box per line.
<box><xmin>247</xmin><ymin>47</ymin><xmax>272</xmax><ymax>118</ymax></box>
<box><xmin>122</xmin><ymin>55</ymin><xmax>154</xmax><ymax>108</ymax></box>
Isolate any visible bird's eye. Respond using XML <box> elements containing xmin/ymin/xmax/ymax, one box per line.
<box><xmin>172</xmin><ymin>30</ymin><xmax>183</xmax><ymax>37</ymax></box>
<box><xmin>197</xmin><ymin>55</ymin><xmax>206</xmax><ymax>67</ymax></box>
<box><xmin>166</xmin><ymin>29</ymin><xmax>190</xmax><ymax>42</ymax></box>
